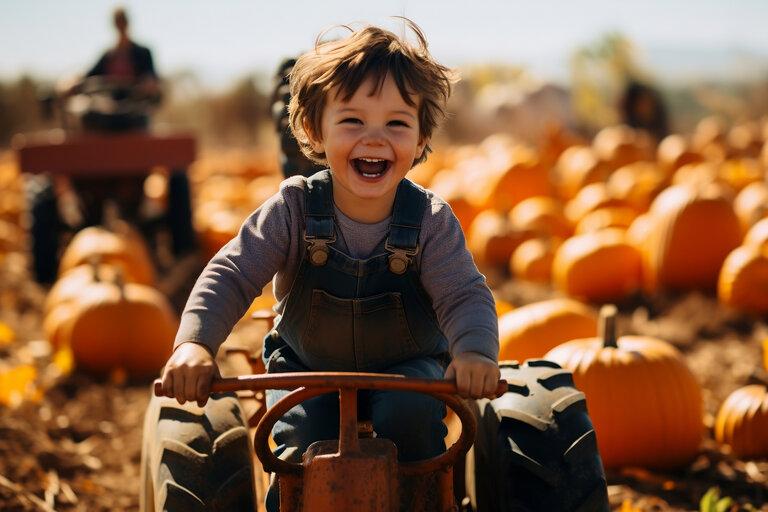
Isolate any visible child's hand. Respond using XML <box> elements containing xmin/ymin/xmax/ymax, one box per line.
<box><xmin>444</xmin><ymin>352</ymin><xmax>501</xmax><ymax>399</ymax></box>
<box><xmin>159</xmin><ymin>342</ymin><xmax>219</xmax><ymax>407</ymax></box>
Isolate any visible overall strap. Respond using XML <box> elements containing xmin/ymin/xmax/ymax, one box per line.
<box><xmin>304</xmin><ymin>170</ymin><xmax>335</xmax><ymax>266</ymax></box>
<box><xmin>385</xmin><ymin>179</ymin><xmax>428</xmax><ymax>274</ymax></box>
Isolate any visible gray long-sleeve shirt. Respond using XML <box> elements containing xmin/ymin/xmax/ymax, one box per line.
<box><xmin>175</xmin><ymin>174</ymin><xmax>499</xmax><ymax>363</ymax></box>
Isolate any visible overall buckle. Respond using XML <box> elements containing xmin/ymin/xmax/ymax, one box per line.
<box><xmin>384</xmin><ymin>240</ymin><xmax>418</xmax><ymax>275</ymax></box>
<box><xmin>304</xmin><ymin>233</ymin><xmax>336</xmax><ymax>266</ymax></box>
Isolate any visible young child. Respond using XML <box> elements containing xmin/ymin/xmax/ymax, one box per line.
<box><xmin>159</xmin><ymin>18</ymin><xmax>500</xmax><ymax>509</ymax></box>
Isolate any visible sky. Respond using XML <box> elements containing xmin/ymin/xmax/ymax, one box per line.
<box><xmin>1</xmin><ymin>0</ymin><xmax>767</xmax><ymax>89</ymax></box>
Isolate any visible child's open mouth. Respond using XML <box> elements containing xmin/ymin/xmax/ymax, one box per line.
<box><xmin>352</xmin><ymin>157</ymin><xmax>391</xmax><ymax>179</ymax></box>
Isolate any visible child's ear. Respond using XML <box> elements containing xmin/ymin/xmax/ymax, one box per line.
<box><xmin>303</xmin><ymin>119</ymin><xmax>324</xmax><ymax>153</ymax></box>
<box><xmin>416</xmin><ymin>137</ymin><xmax>428</xmax><ymax>160</ymax></box>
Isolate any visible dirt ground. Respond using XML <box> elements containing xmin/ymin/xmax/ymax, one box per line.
<box><xmin>1</xmin><ymin>252</ymin><xmax>767</xmax><ymax>512</ymax></box>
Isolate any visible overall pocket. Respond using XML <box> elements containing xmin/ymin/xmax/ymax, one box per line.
<box><xmin>301</xmin><ymin>289</ymin><xmax>421</xmax><ymax>370</ymax></box>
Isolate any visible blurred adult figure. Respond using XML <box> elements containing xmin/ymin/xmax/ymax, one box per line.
<box><xmin>270</xmin><ymin>57</ymin><xmax>324</xmax><ymax>178</ymax></box>
<box><xmin>79</xmin><ymin>7</ymin><xmax>160</xmax><ymax>100</ymax></box>
<box><xmin>618</xmin><ymin>79</ymin><xmax>670</xmax><ymax>142</ymax></box>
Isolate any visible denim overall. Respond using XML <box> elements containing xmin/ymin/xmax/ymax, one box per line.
<box><xmin>263</xmin><ymin>170</ymin><xmax>449</xmax><ymax>510</ymax></box>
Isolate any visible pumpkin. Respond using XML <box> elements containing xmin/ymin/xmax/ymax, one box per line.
<box><xmin>591</xmin><ymin>125</ymin><xmax>654</xmax><ymax>171</ymax></box>
<box><xmin>718</xmin><ymin>158</ymin><xmax>763</xmax><ymax>192</ymax></box>
<box><xmin>498</xmin><ymin>298</ymin><xmax>597</xmax><ymax>362</ymax></box>
<box><xmin>717</xmin><ymin>245</ymin><xmax>768</xmax><ymax>314</ymax></box>
<box><xmin>545</xmin><ymin>305</ymin><xmax>704</xmax><ymax>469</ymax></box>
<box><xmin>727</xmin><ymin>122</ymin><xmax>763</xmax><ymax>158</ymax></box>
<box><xmin>61</xmin><ymin>274</ymin><xmax>177</xmax><ymax>376</ymax></box>
<box><xmin>510</xmin><ymin>237</ymin><xmax>561</xmax><ymax>283</ymax></box>
<box><xmin>606</xmin><ymin>161</ymin><xmax>668</xmax><ymax>213</ymax></box>
<box><xmin>574</xmin><ymin>207</ymin><xmax>639</xmax><ymax>235</ymax></box>
<box><xmin>639</xmin><ymin>184</ymin><xmax>742</xmax><ymax>292</ymax></box>
<box><xmin>657</xmin><ymin>134</ymin><xmax>704</xmax><ymax>175</ymax></box>
<box><xmin>44</xmin><ymin>260</ymin><xmax>142</xmax><ymax>316</ymax></box>
<box><xmin>552</xmin><ymin>228</ymin><xmax>643</xmax><ymax>302</ymax></box>
<box><xmin>714</xmin><ymin>371</ymin><xmax>768</xmax><ymax>458</ymax></box>
<box><xmin>734</xmin><ymin>180</ymin><xmax>768</xmax><ymax>232</ymax></box>
<box><xmin>58</xmin><ymin>222</ymin><xmax>156</xmax><ymax>285</ymax></box>
<box><xmin>744</xmin><ymin>217</ymin><xmax>768</xmax><ymax>250</ymax></box>
<box><xmin>563</xmin><ymin>182</ymin><xmax>630</xmax><ymax>226</ymax></box>
<box><xmin>508</xmin><ymin>196</ymin><xmax>572</xmax><ymax>239</ymax></box>
<box><xmin>464</xmin><ymin>144</ymin><xmax>551</xmax><ymax>212</ymax></box>
<box><xmin>691</xmin><ymin>116</ymin><xmax>728</xmax><ymax>162</ymax></box>
<box><xmin>466</xmin><ymin>210</ymin><xmax>531</xmax><ymax>269</ymax></box>
<box><xmin>553</xmin><ymin>145</ymin><xmax>612</xmax><ymax>199</ymax></box>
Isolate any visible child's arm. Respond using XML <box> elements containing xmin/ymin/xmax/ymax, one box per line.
<box><xmin>158</xmin><ymin>180</ymin><xmax>302</xmax><ymax>405</ymax></box>
<box><xmin>417</xmin><ymin>193</ymin><xmax>501</xmax><ymax>398</ymax></box>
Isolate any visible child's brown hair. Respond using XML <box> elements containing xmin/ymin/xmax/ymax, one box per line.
<box><xmin>288</xmin><ymin>18</ymin><xmax>456</xmax><ymax>165</ymax></box>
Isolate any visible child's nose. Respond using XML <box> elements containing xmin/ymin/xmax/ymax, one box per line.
<box><xmin>361</xmin><ymin>127</ymin><xmax>386</xmax><ymax>146</ymax></box>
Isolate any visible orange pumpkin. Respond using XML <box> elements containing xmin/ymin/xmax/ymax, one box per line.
<box><xmin>657</xmin><ymin>134</ymin><xmax>704</xmax><ymax>175</ymax></box>
<box><xmin>591</xmin><ymin>125</ymin><xmax>654</xmax><ymax>171</ymax></box>
<box><xmin>744</xmin><ymin>217</ymin><xmax>768</xmax><ymax>250</ymax></box>
<box><xmin>508</xmin><ymin>196</ymin><xmax>572</xmax><ymax>239</ymax></box>
<box><xmin>574</xmin><ymin>207</ymin><xmax>639</xmax><ymax>235</ymax></box>
<box><xmin>545</xmin><ymin>305</ymin><xmax>704</xmax><ymax>469</ymax></box>
<box><xmin>606</xmin><ymin>161</ymin><xmax>668</xmax><ymax>213</ymax></box>
<box><xmin>510</xmin><ymin>237</ymin><xmax>560</xmax><ymax>283</ymax></box>
<box><xmin>498</xmin><ymin>298</ymin><xmax>597</xmax><ymax>362</ymax></box>
<box><xmin>639</xmin><ymin>184</ymin><xmax>742</xmax><ymax>292</ymax></box>
<box><xmin>553</xmin><ymin>145</ymin><xmax>612</xmax><ymax>199</ymax></box>
<box><xmin>464</xmin><ymin>146</ymin><xmax>551</xmax><ymax>212</ymax></box>
<box><xmin>62</xmin><ymin>275</ymin><xmax>177</xmax><ymax>376</ymax></box>
<box><xmin>734</xmin><ymin>180</ymin><xmax>768</xmax><ymax>232</ymax></box>
<box><xmin>563</xmin><ymin>182</ymin><xmax>630</xmax><ymax>225</ymax></box>
<box><xmin>58</xmin><ymin>223</ymin><xmax>156</xmax><ymax>285</ymax></box>
<box><xmin>714</xmin><ymin>380</ymin><xmax>768</xmax><ymax>458</ymax></box>
<box><xmin>552</xmin><ymin>228</ymin><xmax>643</xmax><ymax>302</ymax></box>
<box><xmin>718</xmin><ymin>245</ymin><xmax>768</xmax><ymax>314</ymax></box>
<box><xmin>466</xmin><ymin>210</ymin><xmax>531</xmax><ymax>269</ymax></box>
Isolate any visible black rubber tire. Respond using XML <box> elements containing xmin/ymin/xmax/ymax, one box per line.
<box><xmin>466</xmin><ymin>359</ymin><xmax>609</xmax><ymax>512</ymax></box>
<box><xmin>166</xmin><ymin>171</ymin><xmax>196</xmax><ymax>256</ymax></box>
<box><xmin>140</xmin><ymin>392</ymin><xmax>256</xmax><ymax>512</ymax></box>
<box><xmin>26</xmin><ymin>175</ymin><xmax>61</xmax><ymax>284</ymax></box>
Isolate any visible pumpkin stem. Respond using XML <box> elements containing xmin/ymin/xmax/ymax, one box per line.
<box><xmin>87</xmin><ymin>254</ymin><xmax>102</xmax><ymax>282</ymax></box>
<box><xmin>113</xmin><ymin>268</ymin><xmax>125</xmax><ymax>299</ymax></box>
<box><xmin>599</xmin><ymin>304</ymin><xmax>619</xmax><ymax>348</ymax></box>
<box><xmin>748</xmin><ymin>367</ymin><xmax>768</xmax><ymax>387</ymax></box>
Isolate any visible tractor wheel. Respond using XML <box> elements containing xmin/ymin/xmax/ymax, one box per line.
<box><xmin>465</xmin><ymin>359</ymin><xmax>609</xmax><ymax>512</ymax></box>
<box><xmin>26</xmin><ymin>175</ymin><xmax>61</xmax><ymax>284</ymax></box>
<box><xmin>166</xmin><ymin>171</ymin><xmax>196</xmax><ymax>256</ymax></box>
<box><xmin>140</xmin><ymin>392</ymin><xmax>256</xmax><ymax>512</ymax></box>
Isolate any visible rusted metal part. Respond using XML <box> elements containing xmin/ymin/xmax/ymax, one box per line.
<box><xmin>301</xmin><ymin>439</ymin><xmax>399</xmax><ymax>511</ymax></box>
<box><xmin>155</xmin><ymin>372</ymin><xmax>507</xmax><ymax>397</ymax></box>
<box><xmin>14</xmin><ymin>132</ymin><xmax>196</xmax><ymax>175</ymax></box>
<box><xmin>151</xmin><ymin>373</ymin><xmax>507</xmax><ymax>511</ymax></box>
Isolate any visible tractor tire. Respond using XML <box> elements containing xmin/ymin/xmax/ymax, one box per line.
<box><xmin>140</xmin><ymin>392</ymin><xmax>256</xmax><ymax>512</ymax></box>
<box><xmin>465</xmin><ymin>359</ymin><xmax>609</xmax><ymax>512</ymax></box>
<box><xmin>166</xmin><ymin>171</ymin><xmax>196</xmax><ymax>256</ymax></box>
<box><xmin>26</xmin><ymin>175</ymin><xmax>61</xmax><ymax>284</ymax></box>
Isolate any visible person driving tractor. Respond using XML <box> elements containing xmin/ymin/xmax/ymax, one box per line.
<box><xmin>157</xmin><ymin>18</ymin><xmax>501</xmax><ymax>511</ymax></box>
<box><xmin>65</xmin><ymin>7</ymin><xmax>160</xmax><ymax>102</ymax></box>
<box><xmin>23</xmin><ymin>6</ymin><xmax>196</xmax><ymax>283</ymax></box>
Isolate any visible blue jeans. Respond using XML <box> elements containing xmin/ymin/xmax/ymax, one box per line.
<box><xmin>264</xmin><ymin>347</ymin><xmax>447</xmax><ymax>511</ymax></box>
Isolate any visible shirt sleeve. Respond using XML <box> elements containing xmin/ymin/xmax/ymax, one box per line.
<box><xmin>418</xmin><ymin>196</ymin><xmax>499</xmax><ymax>362</ymax></box>
<box><xmin>174</xmin><ymin>184</ymin><xmax>295</xmax><ymax>354</ymax></box>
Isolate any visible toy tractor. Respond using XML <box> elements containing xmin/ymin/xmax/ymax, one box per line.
<box><xmin>13</xmin><ymin>76</ymin><xmax>197</xmax><ymax>283</ymax></box>
<box><xmin>140</xmin><ymin>315</ymin><xmax>609</xmax><ymax>512</ymax></box>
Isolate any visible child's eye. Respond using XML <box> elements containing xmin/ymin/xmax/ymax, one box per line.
<box><xmin>340</xmin><ymin>117</ymin><xmax>362</xmax><ymax>125</ymax></box>
<box><xmin>388</xmin><ymin>120</ymin><xmax>410</xmax><ymax>128</ymax></box>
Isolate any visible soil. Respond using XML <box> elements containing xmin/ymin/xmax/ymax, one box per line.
<box><xmin>1</xmin><ymin>253</ymin><xmax>767</xmax><ymax>511</ymax></box>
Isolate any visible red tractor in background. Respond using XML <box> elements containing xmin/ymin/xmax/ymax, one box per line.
<box><xmin>13</xmin><ymin>76</ymin><xmax>197</xmax><ymax>283</ymax></box>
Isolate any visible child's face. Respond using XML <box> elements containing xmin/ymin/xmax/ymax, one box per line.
<box><xmin>309</xmin><ymin>74</ymin><xmax>426</xmax><ymax>216</ymax></box>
